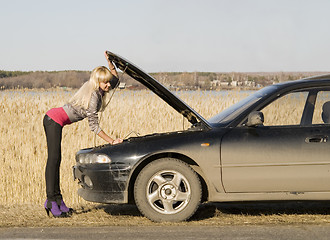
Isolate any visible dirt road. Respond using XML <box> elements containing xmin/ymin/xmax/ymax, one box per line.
<box><xmin>3</xmin><ymin>201</ymin><xmax>330</xmax><ymax>227</ymax></box>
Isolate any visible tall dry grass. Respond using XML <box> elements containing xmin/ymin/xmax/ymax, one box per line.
<box><xmin>1</xmin><ymin>89</ymin><xmax>248</xmax><ymax>207</ymax></box>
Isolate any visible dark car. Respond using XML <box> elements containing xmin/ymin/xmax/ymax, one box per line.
<box><xmin>73</xmin><ymin>52</ymin><xmax>330</xmax><ymax>222</ymax></box>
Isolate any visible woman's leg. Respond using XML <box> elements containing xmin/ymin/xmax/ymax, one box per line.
<box><xmin>43</xmin><ymin>115</ymin><xmax>63</xmax><ymax>203</ymax></box>
<box><xmin>54</xmin><ymin>158</ymin><xmax>62</xmax><ymax>204</ymax></box>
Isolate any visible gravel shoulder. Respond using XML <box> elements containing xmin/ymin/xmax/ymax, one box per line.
<box><xmin>2</xmin><ymin>201</ymin><xmax>330</xmax><ymax>228</ymax></box>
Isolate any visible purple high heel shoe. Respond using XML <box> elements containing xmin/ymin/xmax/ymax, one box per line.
<box><xmin>59</xmin><ymin>200</ymin><xmax>74</xmax><ymax>215</ymax></box>
<box><xmin>44</xmin><ymin>200</ymin><xmax>68</xmax><ymax>218</ymax></box>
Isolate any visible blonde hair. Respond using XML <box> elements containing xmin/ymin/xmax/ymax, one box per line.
<box><xmin>69</xmin><ymin>66</ymin><xmax>113</xmax><ymax>111</ymax></box>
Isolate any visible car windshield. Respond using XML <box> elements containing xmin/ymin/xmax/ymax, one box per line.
<box><xmin>208</xmin><ymin>85</ymin><xmax>278</xmax><ymax>125</ymax></box>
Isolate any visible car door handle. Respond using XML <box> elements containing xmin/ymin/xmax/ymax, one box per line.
<box><xmin>305</xmin><ymin>135</ymin><xmax>328</xmax><ymax>143</ymax></box>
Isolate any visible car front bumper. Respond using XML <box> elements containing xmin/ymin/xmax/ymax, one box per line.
<box><xmin>72</xmin><ymin>163</ymin><xmax>131</xmax><ymax>204</ymax></box>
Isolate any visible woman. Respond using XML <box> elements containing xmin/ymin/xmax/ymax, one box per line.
<box><xmin>43</xmin><ymin>51</ymin><xmax>123</xmax><ymax>217</ymax></box>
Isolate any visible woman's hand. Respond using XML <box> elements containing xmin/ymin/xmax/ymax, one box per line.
<box><xmin>112</xmin><ymin>138</ymin><xmax>123</xmax><ymax>145</ymax></box>
<box><xmin>104</xmin><ymin>50</ymin><xmax>118</xmax><ymax>78</ymax></box>
<box><xmin>104</xmin><ymin>51</ymin><xmax>111</xmax><ymax>62</ymax></box>
<box><xmin>104</xmin><ymin>51</ymin><xmax>115</xmax><ymax>68</ymax></box>
<box><xmin>98</xmin><ymin>130</ymin><xmax>122</xmax><ymax>145</ymax></box>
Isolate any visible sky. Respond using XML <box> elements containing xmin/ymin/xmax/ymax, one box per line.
<box><xmin>1</xmin><ymin>0</ymin><xmax>330</xmax><ymax>72</ymax></box>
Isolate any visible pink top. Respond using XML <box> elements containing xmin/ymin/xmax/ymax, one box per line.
<box><xmin>46</xmin><ymin>107</ymin><xmax>72</xmax><ymax>127</ymax></box>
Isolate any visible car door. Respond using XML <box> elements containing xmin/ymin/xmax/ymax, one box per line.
<box><xmin>221</xmin><ymin>89</ymin><xmax>330</xmax><ymax>193</ymax></box>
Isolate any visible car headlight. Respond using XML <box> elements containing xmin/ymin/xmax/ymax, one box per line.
<box><xmin>78</xmin><ymin>154</ymin><xmax>111</xmax><ymax>164</ymax></box>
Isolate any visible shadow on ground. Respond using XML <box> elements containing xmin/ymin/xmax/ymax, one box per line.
<box><xmin>87</xmin><ymin>200</ymin><xmax>330</xmax><ymax>221</ymax></box>
<box><xmin>84</xmin><ymin>201</ymin><xmax>330</xmax><ymax>221</ymax></box>
<box><xmin>191</xmin><ymin>201</ymin><xmax>330</xmax><ymax>221</ymax></box>
<box><xmin>98</xmin><ymin>204</ymin><xmax>142</xmax><ymax>217</ymax></box>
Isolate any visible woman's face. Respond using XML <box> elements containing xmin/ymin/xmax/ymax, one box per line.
<box><xmin>99</xmin><ymin>80</ymin><xmax>111</xmax><ymax>92</ymax></box>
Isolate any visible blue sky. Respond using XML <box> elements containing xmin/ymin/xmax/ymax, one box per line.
<box><xmin>1</xmin><ymin>0</ymin><xmax>330</xmax><ymax>72</ymax></box>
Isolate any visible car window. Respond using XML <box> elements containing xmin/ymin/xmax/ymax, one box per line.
<box><xmin>261</xmin><ymin>91</ymin><xmax>309</xmax><ymax>126</ymax></box>
<box><xmin>208</xmin><ymin>85</ymin><xmax>277</xmax><ymax>125</ymax></box>
<box><xmin>313</xmin><ymin>91</ymin><xmax>330</xmax><ymax>124</ymax></box>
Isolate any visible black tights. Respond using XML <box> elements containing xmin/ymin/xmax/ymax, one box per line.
<box><xmin>43</xmin><ymin>115</ymin><xmax>63</xmax><ymax>203</ymax></box>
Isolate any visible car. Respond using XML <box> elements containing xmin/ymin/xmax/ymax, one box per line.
<box><xmin>73</xmin><ymin>51</ymin><xmax>330</xmax><ymax>222</ymax></box>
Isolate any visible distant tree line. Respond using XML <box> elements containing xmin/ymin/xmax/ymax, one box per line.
<box><xmin>150</xmin><ymin>71</ymin><xmax>327</xmax><ymax>90</ymax></box>
<box><xmin>0</xmin><ymin>71</ymin><xmax>90</xmax><ymax>89</ymax></box>
<box><xmin>0</xmin><ymin>70</ymin><xmax>31</xmax><ymax>78</ymax></box>
<box><xmin>0</xmin><ymin>70</ymin><xmax>328</xmax><ymax>90</ymax></box>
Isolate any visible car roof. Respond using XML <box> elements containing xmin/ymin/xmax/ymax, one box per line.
<box><xmin>274</xmin><ymin>74</ymin><xmax>330</xmax><ymax>90</ymax></box>
<box><xmin>304</xmin><ymin>74</ymin><xmax>330</xmax><ymax>80</ymax></box>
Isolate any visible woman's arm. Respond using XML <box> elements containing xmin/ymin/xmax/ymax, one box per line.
<box><xmin>104</xmin><ymin>51</ymin><xmax>118</xmax><ymax>78</ymax></box>
<box><xmin>87</xmin><ymin>92</ymin><xmax>122</xmax><ymax>145</ymax></box>
<box><xmin>98</xmin><ymin>130</ymin><xmax>123</xmax><ymax>145</ymax></box>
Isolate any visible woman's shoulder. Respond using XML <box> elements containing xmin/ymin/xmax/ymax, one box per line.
<box><xmin>88</xmin><ymin>89</ymin><xmax>103</xmax><ymax>111</ymax></box>
<box><xmin>91</xmin><ymin>89</ymin><xmax>102</xmax><ymax>100</ymax></box>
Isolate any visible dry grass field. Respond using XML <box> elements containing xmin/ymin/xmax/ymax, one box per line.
<box><xmin>0</xmin><ymin>89</ymin><xmax>246</xmax><ymax>208</ymax></box>
<box><xmin>2</xmin><ymin>89</ymin><xmax>330</xmax><ymax>227</ymax></box>
<box><xmin>0</xmin><ymin>89</ymin><xmax>248</xmax><ymax>207</ymax></box>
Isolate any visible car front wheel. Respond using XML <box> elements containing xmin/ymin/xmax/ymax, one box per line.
<box><xmin>134</xmin><ymin>158</ymin><xmax>202</xmax><ymax>222</ymax></box>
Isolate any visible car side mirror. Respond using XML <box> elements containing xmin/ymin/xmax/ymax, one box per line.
<box><xmin>246</xmin><ymin>111</ymin><xmax>264</xmax><ymax>127</ymax></box>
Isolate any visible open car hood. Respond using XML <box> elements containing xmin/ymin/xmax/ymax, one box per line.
<box><xmin>106</xmin><ymin>51</ymin><xmax>211</xmax><ymax>128</ymax></box>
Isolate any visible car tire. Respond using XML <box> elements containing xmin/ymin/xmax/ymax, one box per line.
<box><xmin>134</xmin><ymin>158</ymin><xmax>202</xmax><ymax>222</ymax></box>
